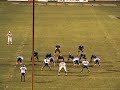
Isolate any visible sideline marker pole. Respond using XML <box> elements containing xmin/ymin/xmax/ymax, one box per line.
<box><xmin>32</xmin><ymin>0</ymin><xmax>35</xmax><ymax>90</ymax></box>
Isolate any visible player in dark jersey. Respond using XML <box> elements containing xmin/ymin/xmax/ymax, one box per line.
<box><xmin>45</xmin><ymin>53</ymin><xmax>55</xmax><ymax>66</ymax></box>
<box><xmin>55</xmin><ymin>44</ymin><xmax>61</xmax><ymax>54</ymax></box>
<box><xmin>49</xmin><ymin>57</ymin><xmax>56</xmax><ymax>66</ymax></box>
<box><xmin>57</xmin><ymin>54</ymin><xmax>64</xmax><ymax>62</ymax></box>
<box><xmin>34</xmin><ymin>51</ymin><xmax>39</xmax><ymax>60</ymax></box>
<box><xmin>45</xmin><ymin>53</ymin><xmax>52</xmax><ymax>58</ymax></box>
<box><xmin>78</xmin><ymin>45</ymin><xmax>84</xmax><ymax>55</ymax></box>
<box><xmin>90</xmin><ymin>54</ymin><xmax>97</xmax><ymax>63</ymax></box>
<box><xmin>79</xmin><ymin>53</ymin><xmax>86</xmax><ymax>60</ymax></box>
<box><xmin>68</xmin><ymin>52</ymin><xmax>74</xmax><ymax>61</ymax></box>
<box><xmin>31</xmin><ymin>51</ymin><xmax>39</xmax><ymax>62</ymax></box>
<box><xmin>91</xmin><ymin>54</ymin><xmax>97</xmax><ymax>60</ymax></box>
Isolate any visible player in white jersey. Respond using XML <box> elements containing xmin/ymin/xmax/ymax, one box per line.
<box><xmin>73</xmin><ymin>57</ymin><xmax>80</xmax><ymax>66</ymax></box>
<box><xmin>80</xmin><ymin>59</ymin><xmax>90</xmax><ymax>73</ymax></box>
<box><xmin>20</xmin><ymin>65</ymin><xmax>27</xmax><ymax>82</ymax></box>
<box><xmin>16</xmin><ymin>56</ymin><xmax>23</xmax><ymax>65</ymax></box>
<box><xmin>94</xmin><ymin>57</ymin><xmax>100</xmax><ymax>66</ymax></box>
<box><xmin>41</xmin><ymin>58</ymin><xmax>51</xmax><ymax>70</ymax></box>
<box><xmin>58</xmin><ymin>61</ymin><xmax>67</xmax><ymax>75</ymax></box>
<box><xmin>7</xmin><ymin>31</ymin><xmax>12</xmax><ymax>45</ymax></box>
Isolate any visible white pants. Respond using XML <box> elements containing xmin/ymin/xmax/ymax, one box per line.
<box><xmin>8</xmin><ymin>37</ymin><xmax>12</xmax><ymax>44</ymax></box>
<box><xmin>58</xmin><ymin>66</ymin><xmax>67</xmax><ymax>72</ymax></box>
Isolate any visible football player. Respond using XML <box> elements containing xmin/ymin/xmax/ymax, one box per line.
<box><xmin>16</xmin><ymin>56</ymin><xmax>23</xmax><ymax>65</ymax></box>
<box><xmin>73</xmin><ymin>57</ymin><xmax>80</xmax><ymax>66</ymax></box>
<box><xmin>45</xmin><ymin>53</ymin><xmax>55</xmax><ymax>66</ymax></box>
<box><xmin>80</xmin><ymin>59</ymin><xmax>90</xmax><ymax>73</ymax></box>
<box><xmin>79</xmin><ymin>53</ymin><xmax>86</xmax><ymax>60</ymax></box>
<box><xmin>58</xmin><ymin>61</ymin><xmax>67</xmax><ymax>75</ymax></box>
<box><xmin>31</xmin><ymin>51</ymin><xmax>39</xmax><ymax>62</ymax></box>
<box><xmin>49</xmin><ymin>57</ymin><xmax>55</xmax><ymax>66</ymax></box>
<box><xmin>57</xmin><ymin>54</ymin><xmax>64</xmax><ymax>62</ymax></box>
<box><xmin>20</xmin><ymin>65</ymin><xmax>27</xmax><ymax>82</ymax></box>
<box><xmin>78</xmin><ymin>45</ymin><xmax>84</xmax><ymax>55</ymax></box>
<box><xmin>41</xmin><ymin>58</ymin><xmax>51</xmax><ymax>71</ymax></box>
<box><xmin>45</xmin><ymin>53</ymin><xmax>52</xmax><ymax>58</ymax></box>
<box><xmin>55</xmin><ymin>44</ymin><xmax>61</xmax><ymax>54</ymax></box>
<box><xmin>90</xmin><ymin>54</ymin><xmax>97</xmax><ymax>63</ymax></box>
<box><xmin>94</xmin><ymin>57</ymin><xmax>100</xmax><ymax>66</ymax></box>
<box><xmin>68</xmin><ymin>52</ymin><xmax>74</xmax><ymax>61</ymax></box>
<box><xmin>7</xmin><ymin>31</ymin><xmax>12</xmax><ymax>45</ymax></box>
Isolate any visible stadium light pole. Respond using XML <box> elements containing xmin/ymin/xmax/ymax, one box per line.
<box><xmin>32</xmin><ymin>0</ymin><xmax>35</xmax><ymax>90</ymax></box>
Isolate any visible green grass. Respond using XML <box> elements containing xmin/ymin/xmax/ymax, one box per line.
<box><xmin>0</xmin><ymin>1</ymin><xmax>120</xmax><ymax>90</ymax></box>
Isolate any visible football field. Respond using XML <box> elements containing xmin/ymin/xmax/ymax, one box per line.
<box><xmin>0</xmin><ymin>1</ymin><xmax>120</xmax><ymax>90</ymax></box>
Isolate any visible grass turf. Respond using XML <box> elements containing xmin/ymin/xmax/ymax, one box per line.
<box><xmin>0</xmin><ymin>1</ymin><xmax>120</xmax><ymax>90</ymax></box>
